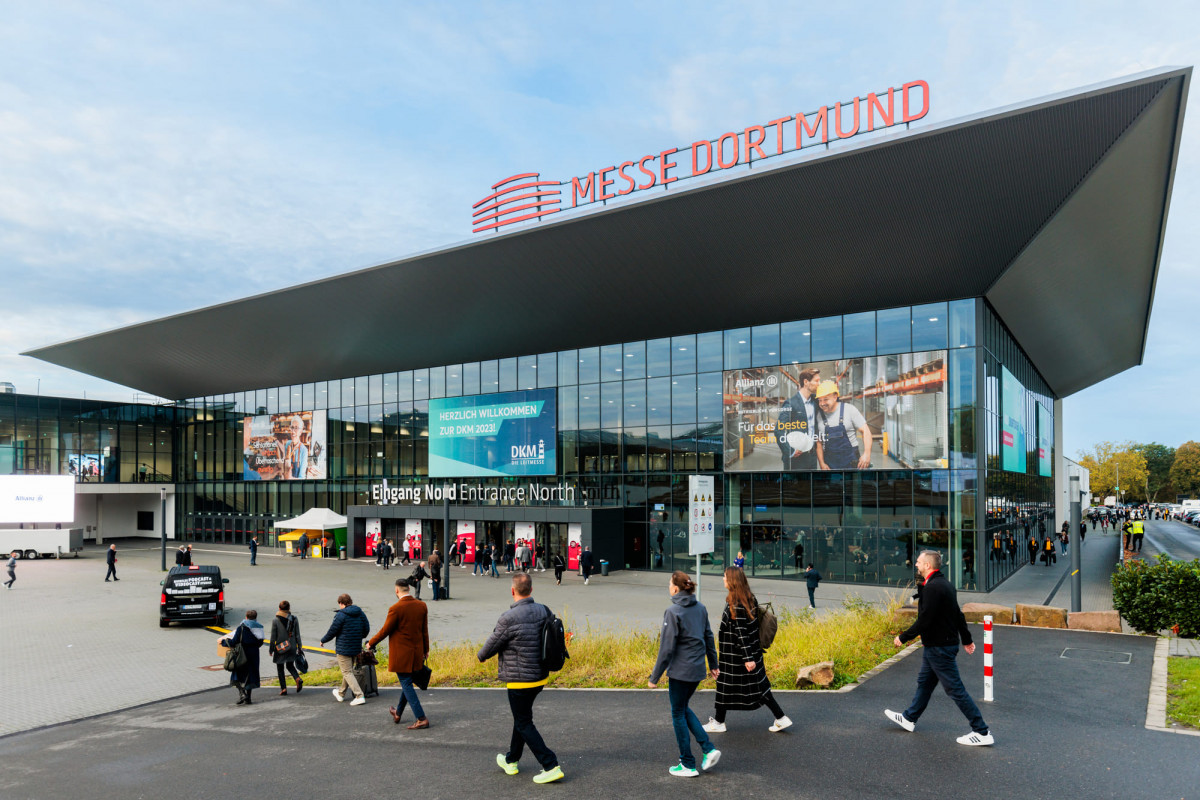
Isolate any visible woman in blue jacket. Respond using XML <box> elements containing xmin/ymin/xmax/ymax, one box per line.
<box><xmin>220</xmin><ymin>610</ymin><xmax>265</xmax><ymax>705</ymax></box>
<box><xmin>648</xmin><ymin>571</ymin><xmax>721</xmax><ymax>778</ymax></box>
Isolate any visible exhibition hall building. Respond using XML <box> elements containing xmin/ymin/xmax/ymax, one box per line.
<box><xmin>3</xmin><ymin>67</ymin><xmax>1188</xmax><ymax>592</ymax></box>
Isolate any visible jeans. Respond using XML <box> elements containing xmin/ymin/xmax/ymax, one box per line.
<box><xmin>335</xmin><ymin>654</ymin><xmax>365</xmax><ymax>699</ymax></box>
<box><xmin>903</xmin><ymin>645</ymin><xmax>988</xmax><ymax>735</ymax></box>
<box><xmin>474</xmin><ymin>560</ymin><xmax>484</xmax><ymax>575</ymax></box>
<box><xmin>431</xmin><ymin>579</ymin><xmax>440</xmax><ymax>601</ymax></box>
<box><xmin>667</xmin><ymin>678</ymin><xmax>714</xmax><ymax>769</ymax></box>
<box><xmin>807</xmin><ymin>587</ymin><xmax>816</xmax><ymax>608</ymax></box>
<box><xmin>394</xmin><ymin>672</ymin><xmax>425</xmax><ymax>720</ymax></box>
<box><xmin>506</xmin><ymin>686</ymin><xmax>557</xmax><ymax>769</ymax></box>
<box><xmin>490</xmin><ymin>561</ymin><xmax>499</xmax><ymax>577</ymax></box>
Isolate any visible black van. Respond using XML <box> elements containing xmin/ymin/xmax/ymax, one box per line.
<box><xmin>160</xmin><ymin>565</ymin><xmax>228</xmax><ymax>627</ymax></box>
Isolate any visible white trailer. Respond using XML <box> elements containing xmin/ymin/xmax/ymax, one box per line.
<box><xmin>0</xmin><ymin>528</ymin><xmax>84</xmax><ymax>559</ymax></box>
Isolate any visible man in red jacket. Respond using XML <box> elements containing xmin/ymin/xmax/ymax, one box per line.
<box><xmin>884</xmin><ymin>550</ymin><xmax>993</xmax><ymax>746</ymax></box>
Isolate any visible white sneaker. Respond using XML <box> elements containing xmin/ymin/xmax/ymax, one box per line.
<box><xmin>769</xmin><ymin>715</ymin><xmax>793</xmax><ymax>732</ymax></box>
<box><xmin>885</xmin><ymin>709</ymin><xmax>914</xmax><ymax>732</ymax></box>
<box><xmin>332</xmin><ymin>689</ymin><xmax>345</xmax><ymax>702</ymax></box>
<box><xmin>584</xmin><ymin>578</ymin><xmax>589</xmax><ymax>585</ymax></box>
<box><xmin>700</xmin><ymin>748</ymin><xmax>721</xmax><ymax>771</ymax></box>
<box><xmin>702</xmin><ymin>717</ymin><xmax>726</xmax><ymax>733</ymax></box>
<box><xmin>669</xmin><ymin>764</ymin><xmax>699</xmax><ymax>778</ymax></box>
<box><xmin>349</xmin><ymin>695</ymin><xmax>367</xmax><ymax>706</ymax></box>
<box><xmin>957</xmin><ymin>731</ymin><xmax>994</xmax><ymax>746</ymax></box>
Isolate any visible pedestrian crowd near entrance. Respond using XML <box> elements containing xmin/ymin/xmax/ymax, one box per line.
<box><xmin>214</xmin><ymin>547</ymin><xmax>991</xmax><ymax>784</ymax></box>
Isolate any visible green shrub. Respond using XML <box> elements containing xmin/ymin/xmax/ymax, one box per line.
<box><xmin>1111</xmin><ymin>556</ymin><xmax>1200</xmax><ymax>637</ymax></box>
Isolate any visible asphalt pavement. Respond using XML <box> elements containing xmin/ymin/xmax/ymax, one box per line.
<box><xmin>1141</xmin><ymin>517</ymin><xmax>1200</xmax><ymax>562</ymax></box>
<box><xmin>1</xmin><ymin>624</ymin><xmax>1193</xmax><ymax>800</ymax></box>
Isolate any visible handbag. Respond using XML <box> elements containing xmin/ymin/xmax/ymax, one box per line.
<box><xmin>295</xmin><ymin>648</ymin><xmax>309</xmax><ymax>674</ymax></box>
<box><xmin>223</xmin><ymin>642</ymin><xmax>247</xmax><ymax>672</ymax></box>
<box><xmin>413</xmin><ymin>663</ymin><xmax>432</xmax><ymax>691</ymax></box>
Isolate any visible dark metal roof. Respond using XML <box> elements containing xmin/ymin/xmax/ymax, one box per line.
<box><xmin>26</xmin><ymin>68</ymin><xmax>1190</xmax><ymax>400</ymax></box>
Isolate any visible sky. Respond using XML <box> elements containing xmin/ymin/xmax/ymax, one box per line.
<box><xmin>0</xmin><ymin>1</ymin><xmax>1197</xmax><ymax>458</ymax></box>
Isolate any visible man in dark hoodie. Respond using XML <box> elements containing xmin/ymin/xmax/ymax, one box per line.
<box><xmin>885</xmin><ymin>550</ymin><xmax>992</xmax><ymax>746</ymax></box>
<box><xmin>320</xmin><ymin>593</ymin><xmax>371</xmax><ymax>706</ymax></box>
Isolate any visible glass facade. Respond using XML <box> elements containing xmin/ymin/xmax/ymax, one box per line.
<box><xmin>0</xmin><ymin>297</ymin><xmax>1056</xmax><ymax>591</ymax></box>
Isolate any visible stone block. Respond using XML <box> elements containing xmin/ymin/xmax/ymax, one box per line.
<box><xmin>796</xmin><ymin>661</ymin><xmax>836</xmax><ymax>688</ymax></box>
<box><xmin>1067</xmin><ymin>610</ymin><xmax>1122</xmax><ymax>632</ymax></box>
<box><xmin>1016</xmin><ymin>603</ymin><xmax>1068</xmax><ymax>628</ymax></box>
<box><xmin>961</xmin><ymin>603</ymin><xmax>1015</xmax><ymax>624</ymax></box>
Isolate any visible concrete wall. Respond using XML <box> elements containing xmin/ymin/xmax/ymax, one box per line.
<box><xmin>74</xmin><ymin>488</ymin><xmax>175</xmax><ymax>542</ymax></box>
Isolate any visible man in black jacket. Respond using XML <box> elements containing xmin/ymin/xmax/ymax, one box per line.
<box><xmin>885</xmin><ymin>550</ymin><xmax>992</xmax><ymax>746</ymax></box>
<box><xmin>478</xmin><ymin>573</ymin><xmax>564</xmax><ymax>784</ymax></box>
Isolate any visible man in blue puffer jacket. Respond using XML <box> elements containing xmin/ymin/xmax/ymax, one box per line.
<box><xmin>478</xmin><ymin>573</ymin><xmax>564</xmax><ymax>784</ymax></box>
<box><xmin>320</xmin><ymin>593</ymin><xmax>371</xmax><ymax>706</ymax></box>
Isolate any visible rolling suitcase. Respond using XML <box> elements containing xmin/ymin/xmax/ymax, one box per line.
<box><xmin>353</xmin><ymin>663</ymin><xmax>379</xmax><ymax>698</ymax></box>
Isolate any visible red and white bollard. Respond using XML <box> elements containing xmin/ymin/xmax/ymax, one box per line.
<box><xmin>983</xmin><ymin>615</ymin><xmax>994</xmax><ymax>702</ymax></box>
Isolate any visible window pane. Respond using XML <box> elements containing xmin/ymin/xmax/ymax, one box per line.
<box><xmin>696</xmin><ymin>372</ymin><xmax>722</xmax><ymax>423</ymax></box>
<box><xmin>383</xmin><ymin>373</ymin><xmax>398</xmax><ymax>404</ymax></box>
<box><xmin>949</xmin><ymin>298</ymin><xmax>976</xmax><ymax>348</ymax></box>
<box><xmin>725</xmin><ymin>327</ymin><xmax>751</xmax><ymax>369</ymax></box>
<box><xmin>646</xmin><ymin>338</ymin><xmax>671</xmax><ymax>377</ymax></box>
<box><xmin>413</xmin><ymin>369</ymin><xmax>429</xmax><ymax>400</ymax></box>
<box><xmin>577</xmin><ymin>347</ymin><xmax>599</xmax><ymax>384</ymax></box>
<box><xmin>780</xmin><ymin>320</ymin><xmax>810</xmax><ymax>364</ymax></box>
<box><xmin>557</xmin><ymin>350</ymin><xmax>578</xmax><ymax>386</ymax></box>
<box><xmin>537</xmin><ymin>353</ymin><xmax>557</xmax><ymax>388</ymax></box>
<box><xmin>842</xmin><ymin>311</ymin><xmax>875</xmax><ymax>358</ymax></box>
<box><xmin>912</xmin><ymin>302</ymin><xmax>948</xmax><ymax>351</ymax></box>
<box><xmin>558</xmin><ymin>386</ymin><xmax>578</xmax><ymax>431</ymax></box>
<box><xmin>396</xmin><ymin>371</ymin><xmax>412</xmax><ymax>402</ymax></box>
<box><xmin>463</xmin><ymin>363</ymin><xmax>480</xmax><ymax>396</ymax></box>
<box><xmin>481</xmin><ymin>361</ymin><xmax>499</xmax><ymax>392</ymax></box>
<box><xmin>751</xmin><ymin>324</ymin><xmax>780</xmax><ymax>367</ymax></box>
<box><xmin>623</xmin><ymin>341</ymin><xmax>646</xmax><ymax>380</ymax></box>
<box><xmin>671</xmin><ymin>335</ymin><xmax>696</xmax><ymax>375</ymax></box>
<box><xmin>601</xmin><ymin>381</ymin><xmax>622</xmax><ymax>428</ymax></box>
<box><xmin>428</xmin><ymin>366</ymin><xmax>445</xmax><ymax>398</ymax></box>
<box><xmin>876</xmin><ymin>307</ymin><xmax>911</xmax><ymax>354</ymax></box>
<box><xmin>518</xmin><ymin>356</ymin><xmax>537</xmax><ymax>390</ymax></box>
<box><xmin>811</xmin><ymin>316</ymin><xmax>842</xmax><ymax>361</ymax></box>
<box><xmin>647</xmin><ymin>378</ymin><xmax>671</xmax><ymax>426</ymax></box>
<box><xmin>696</xmin><ymin>331</ymin><xmax>722</xmax><ymax>373</ymax></box>
<box><xmin>624</xmin><ymin>379</ymin><xmax>646</xmax><ymax>427</ymax></box>
<box><xmin>578</xmin><ymin>384</ymin><xmax>600</xmax><ymax>429</ymax></box>
<box><xmin>600</xmin><ymin>344</ymin><xmax>623</xmax><ymax>382</ymax></box>
<box><xmin>671</xmin><ymin>374</ymin><xmax>696</xmax><ymax>423</ymax></box>
<box><xmin>499</xmin><ymin>358</ymin><xmax>517</xmax><ymax>392</ymax></box>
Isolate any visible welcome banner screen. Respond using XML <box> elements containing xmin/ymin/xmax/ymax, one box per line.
<box><xmin>723</xmin><ymin>351</ymin><xmax>948</xmax><ymax>472</ymax></box>
<box><xmin>429</xmin><ymin>389</ymin><xmax>556</xmax><ymax>477</ymax></box>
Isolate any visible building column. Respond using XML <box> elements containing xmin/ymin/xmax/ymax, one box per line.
<box><xmin>1053</xmin><ymin>397</ymin><xmax>1066</xmax><ymax>530</ymax></box>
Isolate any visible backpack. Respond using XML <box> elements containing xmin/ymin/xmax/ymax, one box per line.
<box><xmin>755</xmin><ymin>601</ymin><xmax>779</xmax><ymax>650</ymax></box>
<box><xmin>539</xmin><ymin>604</ymin><xmax>570</xmax><ymax>672</ymax></box>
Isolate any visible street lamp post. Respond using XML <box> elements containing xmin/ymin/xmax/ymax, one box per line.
<box><xmin>160</xmin><ymin>487</ymin><xmax>167</xmax><ymax>571</ymax></box>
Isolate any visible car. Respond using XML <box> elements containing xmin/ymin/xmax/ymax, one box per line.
<box><xmin>160</xmin><ymin>565</ymin><xmax>228</xmax><ymax>628</ymax></box>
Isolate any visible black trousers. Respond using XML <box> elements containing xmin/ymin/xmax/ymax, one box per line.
<box><xmin>105</xmin><ymin>563</ymin><xmax>117</xmax><ymax>580</ymax></box>
<box><xmin>506</xmin><ymin>686</ymin><xmax>557</xmax><ymax>770</ymax></box>
<box><xmin>277</xmin><ymin>661</ymin><xmax>300</xmax><ymax>687</ymax></box>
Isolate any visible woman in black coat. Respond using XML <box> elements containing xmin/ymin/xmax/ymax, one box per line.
<box><xmin>703</xmin><ymin>568</ymin><xmax>790</xmax><ymax>734</ymax></box>
<box><xmin>221</xmin><ymin>610</ymin><xmax>265</xmax><ymax>705</ymax></box>
<box><xmin>269</xmin><ymin>600</ymin><xmax>304</xmax><ymax>695</ymax></box>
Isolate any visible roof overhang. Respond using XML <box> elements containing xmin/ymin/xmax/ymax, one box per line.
<box><xmin>25</xmin><ymin>67</ymin><xmax>1190</xmax><ymax>400</ymax></box>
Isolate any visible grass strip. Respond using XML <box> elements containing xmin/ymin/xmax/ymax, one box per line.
<box><xmin>1166</xmin><ymin>655</ymin><xmax>1200</xmax><ymax>730</ymax></box>
<box><xmin>278</xmin><ymin>594</ymin><xmax>907</xmax><ymax>691</ymax></box>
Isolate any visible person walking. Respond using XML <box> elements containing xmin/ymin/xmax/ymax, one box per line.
<box><xmin>535</xmin><ymin>543</ymin><xmax>546</xmax><ymax>572</ymax></box>
<box><xmin>489</xmin><ymin>543</ymin><xmax>500</xmax><ymax>578</ymax></box>
<box><xmin>703</xmin><ymin>568</ymin><xmax>790</xmax><ymax>734</ymax></box>
<box><xmin>380</xmin><ymin>539</ymin><xmax>392</xmax><ymax>570</ymax></box>
<box><xmin>368</xmin><ymin>577</ymin><xmax>430</xmax><ymax>729</ymax></box>
<box><xmin>319</xmin><ymin>593</ymin><xmax>372</xmax><ymax>706</ymax></box>
<box><xmin>552</xmin><ymin>551</ymin><xmax>566</xmax><ymax>585</ymax></box>
<box><xmin>885</xmin><ymin>550</ymin><xmax>992</xmax><ymax>746</ymax></box>
<box><xmin>1027</xmin><ymin>533</ymin><xmax>1038</xmax><ymax>566</ymax></box>
<box><xmin>249</xmin><ymin>535</ymin><xmax>259</xmax><ymax>566</ymax></box>
<box><xmin>410</xmin><ymin>561</ymin><xmax>429</xmax><ymax>599</ymax></box>
<box><xmin>1132</xmin><ymin>518</ymin><xmax>1145</xmax><ymax>552</ymax></box>
<box><xmin>478</xmin><ymin>573</ymin><xmax>565</xmax><ymax>784</ymax></box>
<box><xmin>428</xmin><ymin>549</ymin><xmax>443</xmax><ymax>601</ymax></box>
<box><xmin>298</xmin><ymin>532</ymin><xmax>309</xmax><ymax>559</ymax></box>
<box><xmin>515</xmin><ymin>541</ymin><xmax>530</xmax><ymax>573</ymax></box>
<box><xmin>5</xmin><ymin>551</ymin><xmax>16</xmax><ymax>589</ymax></box>
<box><xmin>474</xmin><ymin>544</ymin><xmax>487</xmax><ymax>576</ymax></box>
<box><xmin>220</xmin><ymin>609</ymin><xmax>265</xmax><ymax>705</ymax></box>
<box><xmin>803</xmin><ymin>563</ymin><xmax>821</xmax><ymax>608</ymax></box>
<box><xmin>270</xmin><ymin>600</ymin><xmax>304</xmax><ymax>696</ymax></box>
<box><xmin>648</xmin><ymin>571</ymin><xmax>721</xmax><ymax>778</ymax></box>
<box><xmin>580</xmin><ymin>546</ymin><xmax>595</xmax><ymax>585</ymax></box>
<box><xmin>503</xmin><ymin>539</ymin><xmax>516</xmax><ymax>573</ymax></box>
<box><xmin>1079</xmin><ymin>520</ymin><xmax>1087</xmax><ymax>546</ymax></box>
<box><xmin>175</xmin><ymin>544</ymin><xmax>189</xmax><ymax>566</ymax></box>
<box><xmin>1042</xmin><ymin>536</ymin><xmax>1056</xmax><ymax>566</ymax></box>
<box><xmin>104</xmin><ymin>543</ymin><xmax>119</xmax><ymax>581</ymax></box>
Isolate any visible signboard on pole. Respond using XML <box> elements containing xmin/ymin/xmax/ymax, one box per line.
<box><xmin>688</xmin><ymin>475</ymin><xmax>715</xmax><ymax>556</ymax></box>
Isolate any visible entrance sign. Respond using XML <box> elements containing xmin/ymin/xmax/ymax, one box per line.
<box><xmin>688</xmin><ymin>475</ymin><xmax>715</xmax><ymax>556</ymax></box>
<box><xmin>474</xmin><ymin>79</ymin><xmax>929</xmax><ymax>233</ymax></box>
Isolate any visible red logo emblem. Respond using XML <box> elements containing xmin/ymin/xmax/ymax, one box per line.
<box><xmin>472</xmin><ymin>173</ymin><xmax>562</xmax><ymax>233</ymax></box>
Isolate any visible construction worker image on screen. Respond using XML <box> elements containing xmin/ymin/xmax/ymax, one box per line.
<box><xmin>814</xmin><ymin>380</ymin><xmax>872</xmax><ymax>470</ymax></box>
<box><xmin>775</xmin><ymin>368</ymin><xmax>821</xmax><ymax>470</ymax></box>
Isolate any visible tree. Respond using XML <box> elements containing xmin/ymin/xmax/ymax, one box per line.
<box><xmin>1130</xmin><ymin>442</ymin><xmax>1175</xmax><ymax>503</ymax></box>
<box><xmin>1169</xmin><ymin>441</ymin><xmax>1200</xmax><ymax>500</ymax></box>
<box><xmin>1077</xmin><ymin>441</ymin><xmax>1148</xmax><ymax>503</ymax></box>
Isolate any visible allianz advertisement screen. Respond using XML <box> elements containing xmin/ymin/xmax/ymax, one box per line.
<box><xmin>428</xmin><ymin>389</ymin><xmax>557</xmax><ymax>477</ymax></box>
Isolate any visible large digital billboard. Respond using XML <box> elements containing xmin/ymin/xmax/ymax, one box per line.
<box><xmin>1000</xmin><ymin>367</ymin><xmax>1026</xmax><ymax>473</ymax></box>
<box><xmin>0</xmin><ymin>476</ymin><xmax>75</xmax><ymax>523</ymax></box>
<box><xmin>723</xmin><ymin>351</ymin><xmax>948</xmax><ymax>472</ymax></box>
<box><xmin>429</xmin><ymin>389</ymin><xmax>556</xmax><ymax>477</ymax></box>
<box><xmin>1037</xmin><ymin>403</ymin><xmax>1052</xmax><ymax>478</ymax></box>
<box><xmin>242</xmin><ymin>410</ymin><xmax>327</xmax><ymax>480</ymax></box>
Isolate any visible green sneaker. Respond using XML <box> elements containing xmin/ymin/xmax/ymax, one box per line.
<box><xmin>496</xmin><ymin>753</ymin><xmax>519</xmax><ymax>776</ymax></box>
<box><xmin>532</xmin><ymin>765</ymin><xmax>565</xmax><ymax>784</ymax></box>
<box><xmin>669</xmin><ymin>763</ymin><xmax>699</xmax><ymax>778</ymax></box>
<box><xmin>701</xmin><ymin>748</ymin><xmax>721</xmax><ymax>771</ymax></box>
